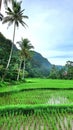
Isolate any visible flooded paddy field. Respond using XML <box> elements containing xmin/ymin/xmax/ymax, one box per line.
<box><xmin>0</xmin><ymin>90</ymin><xmax>73</xmax><ymax>105</ymax></box>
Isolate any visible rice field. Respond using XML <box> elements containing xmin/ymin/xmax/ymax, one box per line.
<box><xmin>0</xmin><ymin>90</ymin><xmax>73</xmax><ymax>106</ymax></box>
<box><xmin>0</xmin><ymin>78</ymin><xmax>73</xmax><ymax>130</ymax></box>
<box><xmin>0</xmin><ymin>108</ymin><xmax>73</xmax><ymax>130</ymax></box>
<box><xmin>0</xmin><ymin>78</ymin><xmax>73</xmax><ymax>93</ymax></box>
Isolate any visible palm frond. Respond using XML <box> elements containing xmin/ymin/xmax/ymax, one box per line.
<box><xmin>2</xmin><ymin>0</ymin><xmax>28</xmax><ymax>30</ymax></box>
<box><xmin>17</xmin><ymin>38</ymin><xmax>34</xmax><ymax>59</ymax></box>
<box><xmin>0</xmin><ymin>0</ymin><xmax>13</xmax><ymax>9</ymax></box>
<box><xmin>20</xmin><ymin>20</ymin><xmax>28</xmax><ymax>28</ymax></box>
<box><xmin>7</xmin><ymin>20</ymin><xmax>14</xmax><ymax>28</ymax></box>
<box><xmin>0</xmin><ymin>12</ymin><xmax>3</xmax><ymax>21</ymax></box>
<box><xmin>3</xmin><ymin>16</ymin><xmax>13</xmax><ymax>23</ymax></box>
<box><xmin>19</xmin><ymin>9</ymin><xmax>25</xmax><ymax>14</ymax></box>
<box><xmin>7</xmin><ymin>7</ymin><xmax>12</xmax><ymax>13</ymax></box>
<box><xmin>22</xmin><ymin>15</ymin><xmax>29</xmax><ymax>19</ymax></box>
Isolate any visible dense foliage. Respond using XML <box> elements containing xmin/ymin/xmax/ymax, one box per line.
<box><xmin>0</xmin><ymin>32</ymin><xmax>18</xmax><ymax>80</ymax></box>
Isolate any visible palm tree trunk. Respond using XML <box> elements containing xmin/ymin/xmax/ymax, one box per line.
<box><xmin>2</xmin><ymin>22</ymin><xmax>16</xmax><ymax>81</ymax></box>
<box><xmin>17</xmin><ymin>59</ymin><xmax>22</xmax><ymax>81</ymax></box>
<box><xmin>0</xmin><ymin>0</ymin><xmax>2</xmax><ymax>10</ymax></box>
<box><xmin>22</xmin><ymin>58</ymin><xmax>25</xmax><ymax>80</ymax></box>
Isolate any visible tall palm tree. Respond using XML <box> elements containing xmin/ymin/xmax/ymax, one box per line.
<box><xmin>2</xmin><ymin>0</ymin><xmax>28</xmax><ymax>80</ymax></box>
<box><xmin>17</xmin><ymin>38</ymin><xmax>34</xmax><ymax>80</ymax></box>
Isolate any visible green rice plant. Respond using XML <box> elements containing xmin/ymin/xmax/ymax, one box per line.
<box><xmin>57</xmin><ymin>109</ymin><xmax>65</xmax><ymax>130</ymax></box>
<box><xmin>22</xmin><ymin>120</ymin><xmax>27</xmax><ymax>130</ymax></box>
<box><xmin>43</xmin><ymin>111</ymin><xmax>52</xmax><ymax>129</ymax></box>
<box><xmin>17</xmin><ymin>122</ymin><xmax>21</xmax><ymax>130</ymax></box>
<box><xmin>54</xmin><ymin>110</ymin><xmax>62</xmax><ymax>130</ymax></box>
<box><xmin>42</xmin><ymin>112</ymin><xmax>49</xmax><ymax>128</ymax></box>
<box><xmin>60</xmin><ymin>109</ymin><xmax>68</xmax><ymax>130</ymax></box>
<box><xmin>29</xmin><ymin>115</ymin><xmax>34</xmax><ymax>130</ymax></box>
<box><xmin>49</xmin><ymin>112</ymin><xmax>56</xmax><ymax>130</ymax></box>
<box><xmin>67</xmin><ymin>114</ymin><xmax>73</xmax><ymax>130</ymax></box>
<box><xmin>51</xmin><ymin>111</ymin><xmax>58</xmax><ymax>130</ymax></box>
<box><xmin>0</xmin><ymin>108</ymin><xmax>73</xmax><ymax>130</ymax></box>
<box><xmin>0</xmin><ymin>89</ymin><xmax>73</xmax><ymax>106</ymax></box>
<box><xmin>0</xmin><ymin>78</ymin><xmax>73</xmax><ymax>94</ymax></box>
<box><xmin>7</xmin><ymin>122</ymin><xmax>11</xmax><ymax>130</ymax></box>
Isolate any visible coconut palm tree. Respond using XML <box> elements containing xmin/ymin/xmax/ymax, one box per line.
<box><xmin>2</xmin><ymin>0</ymin><xmax>28</xmax><ymax>80</ymax></box>
<box><xmin>17</xmin><ymin>38</ymin><xmax>34</xmax><ymax>80</ymax></box>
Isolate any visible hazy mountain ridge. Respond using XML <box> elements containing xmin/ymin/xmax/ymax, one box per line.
<box><xmin>31</xmin><ymin>51</ymin><xmax>51</xmax><ymax>68</ymax></box>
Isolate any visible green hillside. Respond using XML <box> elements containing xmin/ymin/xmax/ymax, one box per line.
<box><xmin>26</xmin><ymin>51</ymin><xmax>52</xmax><ymax>77</ymax></box>
<box><xmin>0</xmin><ymin>32</ymin><xmax>52</xmax><ymax>79</ymax></box>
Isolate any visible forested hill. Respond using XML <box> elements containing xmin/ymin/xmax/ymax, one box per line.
<box><xmin>31</xmin><ymin>51</ymin><xmax>51</xmax><ymax>69</ymax></box>
<box><xmin>26</xmin><ymin>51</ymin><xmax>52</xmax><ymax>77</ymax></box>
<box><xmin>0</xmin><ymin>32</ymin><xmax>17</xmax><ymax>51</ymax></box>
<box><xmin>0</xmin><ymin>32</ymin><xmax>62</xmax><ymax>78</ymax></box>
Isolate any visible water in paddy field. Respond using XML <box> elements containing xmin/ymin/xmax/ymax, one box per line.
<box><xmin>47</xmin><ymin>96</ymin><xmax>69</xmax><ymax>104</ymax></box>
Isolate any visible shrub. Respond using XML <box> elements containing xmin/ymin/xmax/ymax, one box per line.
<box><xmin>0</xmin><ymin>81</ymin><xmax>8</xmax><ymax>87</ymax></box>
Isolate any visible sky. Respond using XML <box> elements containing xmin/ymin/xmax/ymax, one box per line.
<box><xmin>0</xmin><ymin>0</ymin><xmax>73</xmax><ymax>65</ymax></box>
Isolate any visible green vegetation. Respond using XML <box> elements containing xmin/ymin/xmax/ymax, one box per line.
<box><xmin>1</xmin><ymin>32</ymin><xmax>73</xmax><ymax>80</ymax></box>
<box><xmin>0</xmin><ymin>78</ymin><xmax>73</xmax><ymax>93</ymax></box>
<box><xmin>0</xmin><ymin>89</ymin><xmax>73</xmax><ymax>106</ymax></box>
<box><xmin>0</xmin><ymin>32</ymin><xmax>51</xmax><ymax>80</ymax></box>
<box><xmin>0</xmin><ymin>0</ymin><xmax>73</xmax><ymax>129</ymax></box>
<box><xmin>0</xmin><ymin>106</ymin><xmax>73</xmax><ymax>130</ymax></box>
<box><xmin>0</xmin><ymin>78</ymin><xmax>73</xmax><ymax>129</ymax></box>
<box><xmin>0</xmin><ymin>78</ymin><xmax>73</xmax><ymax>107</ymax></box>
<box><xmin>17</xmin><ymin>38</ymin><xmax>34</xmax><ymax>80</ymax></box>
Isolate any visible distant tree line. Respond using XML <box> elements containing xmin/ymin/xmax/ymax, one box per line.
<box><xmin>49</xmin><ymin>61</ymin><xmax>73</xmax><ymax>80</ymax></box>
